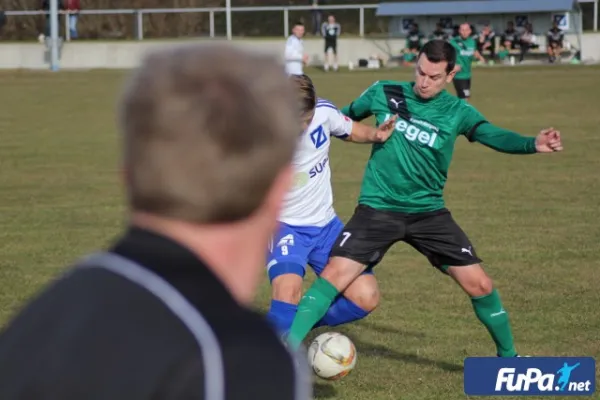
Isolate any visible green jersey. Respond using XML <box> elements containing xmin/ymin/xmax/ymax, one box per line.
<box><xmin>450</xmin><ymin>36</ymin><xmax>478</xmax><ymax>79</ymax></box>
<box><xmin>341</xmin><ymin>80</ymin><xmax>536</xmax><ymax>214</ymax></box>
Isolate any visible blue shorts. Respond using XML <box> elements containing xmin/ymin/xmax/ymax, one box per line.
<box><xmin>267</xmin><ymin>217</ymin><xmax>373</xmax><ymax>282</ymax></box>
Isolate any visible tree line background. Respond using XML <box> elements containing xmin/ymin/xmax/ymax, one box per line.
<box><xmin>2</xmin><ymin>0</ymin><xmax>388</xmax><ymax>40</ymax></box>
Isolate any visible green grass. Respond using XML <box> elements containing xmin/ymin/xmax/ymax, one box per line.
<box><xmin>0</xmin><ymin>65</ymin><xmax>599</xmax><ymax>399</ymax></box>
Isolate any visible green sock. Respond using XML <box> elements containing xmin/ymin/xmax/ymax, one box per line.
<box><xmin>288</xmin><ymin>277</ymin><xmax>339</xmax><ymax>350</ymax></box>
<box><xmin>471</xmin><ymin>289</ymin><xmax>517</xmax><ymax>357</ymax></box>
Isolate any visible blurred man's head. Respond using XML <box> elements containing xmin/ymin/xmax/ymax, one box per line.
<box><xmin>292</xmin><ymin>22</ymin><xmax>305</xmax><ymax>38</ymax></box>
<box><xmin>459</xmin><ymin>23</ymin><xmax>472</xmax><ymax>39</ymax></box>
<box><xmin>290</xmin><ymin>74</ymin><xmax>317</xmax><ymax>131</ymax></box>
<box><xmin>118</xmin><ymin>44</ymin><xmax>300</xmax><ymax>303</ymax></box>
<box><xmin>507</xmin><ymin>21</ymin><xmax>514</xmax><ymax>30</ymax></box>
<box><xmin>552</xmin><ymin>21</ymin><xmax>559</xmax><ymax>29</ymax></box>
<box><xmin>410</xmin><ymin>23</ymin><xmax>419</xmax><ymax>33</ymax></box>
<box><xmin>414</xmin><ymin>40</ymin><xmax>457</xmax><ymax>99</ymax></box>
<box><xmin>328</xmin><ymin>15</ymin><xmax>335</xmax><ymax>24</ymax></box>
<box><xmin>482</xmin><ymin>24</ymin><xmax>491</xmax><ymax>34</ymax></box>
<box><xmin>436</xmin><ymin>22</ymin><xmax>444</xmax><ymax>30</ymax></box>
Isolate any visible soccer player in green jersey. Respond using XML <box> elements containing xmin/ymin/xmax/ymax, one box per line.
<box><xmin>286</xmin><ymin>40</ymin><xmax>563</xmax><ymax>357</ymax></box>
<box><xmin>450</xmin><ymin>23</ymin><xmax>486</xmax><ymax>100</ymax></box>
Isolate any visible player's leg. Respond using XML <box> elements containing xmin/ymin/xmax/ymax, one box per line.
<box><xmin>266</xmin><ymin>224</ymin><xmax>312</xmax><ymax>335</ymax></box>
<box><xmin>308</xmin><ymin>217</ymin><xmax>380</xmax><ymax>328</ymax></box>
<box><xmin>316</xmin><ymin>274</ymin><xmax>379</xmax><ymax>327</ymax></box>
<box><xmin>452</xmin><ymin>79</ymin><xmax>469</xmax><ymax>101</ymax></box>
<box><xmin>332</xmin><ymin>43</ymin><xmax>339</xmax><ymax>71</ymax></box>
<box><xmin>405</xmin><ymin>209</ymin><xmax>518</xmax><ymax>357</ymax></box>
<box><xmin>324</xmin><ymin>43</ymin><xmax>331</xmax><ymax>71</ymax></box>
<box><xmin>287</xmin><ymin>205</ymin><xmax>401</xmax><ymax>349</ymax></box>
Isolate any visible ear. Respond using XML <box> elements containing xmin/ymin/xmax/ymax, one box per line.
<box><xmin>446</xmin><ymin>68</ymin><xmax>457</xmax><ymax>83</ymax></box>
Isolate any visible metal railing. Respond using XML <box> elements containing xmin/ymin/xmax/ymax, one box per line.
<box><xmin>4</xmin><ymin>4</ymin><xmax>379</xmax><ymax>42</ymax></box>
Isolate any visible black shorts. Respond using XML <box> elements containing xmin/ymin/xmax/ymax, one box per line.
<box><xmin>330</xmin><ymin>205</ymin><xmax>482</xmax><ymax>272</ymax></box>
<box><xmin>324</xmin><ymin>40</ymin><xmax>337</xmax><ymax>54</ymax></box>
<box><xmin>453</xmin><ymin>78</ymin><xmax>471</xmax><ymax>99</ymax></box>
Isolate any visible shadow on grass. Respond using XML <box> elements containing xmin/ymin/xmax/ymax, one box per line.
<box><xmin>353</xmin><ymin>337</ymin><xmax>464</xmax><ymax>373</ymax></box>
<box><xmin>357</xmin><ymin>320</ymin><xmax>427</xmax><ymax>338</ymax></box>
<box><xmin>322</xmin><ymin>323</ymin><xmax>463</xmax><ymax>373</ymax></box>
<box><xmin>313</xmin><ymin>382</ymin><xmax>337</xmax><ymax>399</ymax></box>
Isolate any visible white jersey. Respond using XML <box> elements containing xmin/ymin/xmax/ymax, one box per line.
<box><xmin>285</xmin><ymin>35</ymin><xmax>304</xmax><ymax>75</ymax></box>
<box><xmin>279</xmin><ymin>99</ymin><xmax>353</xmax><ymax>227</ymax></box>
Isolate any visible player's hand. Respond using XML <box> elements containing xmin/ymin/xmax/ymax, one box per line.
<box><xmin>374</xmin><ymin>115</ymin><xmax>398</xmax><ymax>142</ymax></box>
<box><xmin>535</xmin><ymin>127</ymin><xmax>563</xmax><ymax>153</ymax></box>
<box><xmin>303</xmin><ymin>54</ymin><xmax>309</xmax><ymax>64</ymax></box>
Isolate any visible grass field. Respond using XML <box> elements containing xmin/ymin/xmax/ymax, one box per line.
<box><xmin>1</xmin><ymin>65</ymin><xmax>599</xmax><ymax>399</ymax></box>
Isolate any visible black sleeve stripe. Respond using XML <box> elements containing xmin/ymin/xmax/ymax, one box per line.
<box><xmin>466</xmin><ymin>120</ymin><xmax>488</xmax><ymax>142</ymax></box>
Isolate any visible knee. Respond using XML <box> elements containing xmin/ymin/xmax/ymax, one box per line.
<box><xmin>271</xmin><ymin>274</ymin><xmax>303</xmax><ymax>304</ymax></box>
<box><xmin>355</xmin><ymin>286</ymin><xmax>380</xmax><ymax>312</ymax></box>
<box><xmin>449</xmin><ymin>264</ymin><xmax>494</xmax><ymax>297</ymax></box>
<box><xmin>464</xmin><ymin>273</ymin><xmax>494</xmax><ymax>297</ymax></box>
<box><xmin>344</xmin><ymin>277</ymin><xmax>380</xmax><ymax>313</ymax></box>
<box><xmin>320</xmin><ymin>257</ymin><xmax>365</xmax><ymax>290</ymax></box>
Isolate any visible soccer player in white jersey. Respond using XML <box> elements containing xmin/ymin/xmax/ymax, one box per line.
<box><xmin>266</xmin><ymin>74</ymin><xmax>396</xmax><ymax>335</ymax></box>
<box><xmin>285</xmin><ymin>21</ymin><xmax>309</xmax><ymax>75</ymax></box>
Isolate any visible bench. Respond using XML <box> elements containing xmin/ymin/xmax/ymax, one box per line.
<box><xmin>480</xmin><ymin>36</ymin><xmax>576</xmax><ymax>62</ymax></box>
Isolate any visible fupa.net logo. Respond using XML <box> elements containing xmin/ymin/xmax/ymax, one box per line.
<box><xmin>464</xmin><ymin>357</ymin><xmax>596</xmax><ymax>396</ymax></box>
<box><xmin>496</xmin><ymin>363</ymin><xmax>591</xmax><ymax>393</ymax></box>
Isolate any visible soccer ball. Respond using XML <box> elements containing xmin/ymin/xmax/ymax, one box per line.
<box><xmin>307</xmin><ymin>332</ymin><xmax>357</xmax><ymax>380</ymax></box>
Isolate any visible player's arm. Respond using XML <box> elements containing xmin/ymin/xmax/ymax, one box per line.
<box><xmin>339</xmin><ymin>81</ymin><xmax>379</xmax><ymax>121</ymax></box>
<box><xmin>466</xmin><ymin>122</ymin><xmax>563</xmax><ymax>154</ymax></box>
<box><xmin>328</xmin><ymin>105</ymin><xmax>396</xmax><ymax>144</ymax></box>
<box><xmin>345</xmin><ymin>116</ymin><xmax>397</xmax><ymax>143</ymax></box>
<box><xmin>461</xmin><ymin>105</ymin><xmax>563</xmax><ymax>154</ymax></box>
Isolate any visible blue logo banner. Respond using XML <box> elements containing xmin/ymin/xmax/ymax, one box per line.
<box><xmin>464</xmin><ymin>357</ymin><xmax>596</xmax><ymax>396</ymax></box>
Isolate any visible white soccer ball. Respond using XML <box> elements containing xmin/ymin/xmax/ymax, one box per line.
<box><xmin>307</xmin><ymin>332</ymin><xmax>357</xmax><ymax>380</ymax></box>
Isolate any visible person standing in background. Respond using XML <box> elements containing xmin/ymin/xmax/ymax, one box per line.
<box><xmin>322</xmin><ymin>15</ymin><xmax>341</xmax><ymax>72</ymax></box>
<box><xmin>65</xmin><ymin>0</ymin><xmax>80</xmax><ymax>39</ymax></box>
<box><xmin>450</xmin><ymin>23</ymin><xmax>486</xmax><ymax>101</ymax></box>
<box><xmin>310</xmin><ymin>0</ymin><xmax>324</xmax><ymax>36</ymax></box>
<box><xmin>40</xmin><ymin>0</ymin><xmax>65</xmax><ymax>39</ymax></box>
<box><xmin>285</xmin><ymin>21</ymin><xmax>308</xmax><ymax>75</ymax></box>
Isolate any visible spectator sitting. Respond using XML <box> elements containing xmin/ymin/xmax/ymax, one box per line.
<box><xmin>478</xmin><ymin>24</ymin><xmax>496</xmax><ymax>61</ymax></box>
<box><xmin>519</xmin><ymin>23</ymin><xmax>539</xmax><ymax>63</ymax></box>
<box><xmin>501</xmin><ymin>21</ymin><xmax>520</xmax><ymax>50</ymax></box>
<box><xmin>429</xmin><ymin>22</ymin><xmax>449</xmax><ymax>41</ymax></box>
<box><xmin>402</xmin><ymin>23</ymin><xmax>424</xmax><ymax>64</ymax></box>
<box><xmin>497</xmin><ymin>21</ymin><xmax>519</xmax><ymax>62</ymax></box>
<box><xmin>546</xmin><ymin>21</ymin><xmax>565</xmax><ymax>63</ymax></box>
